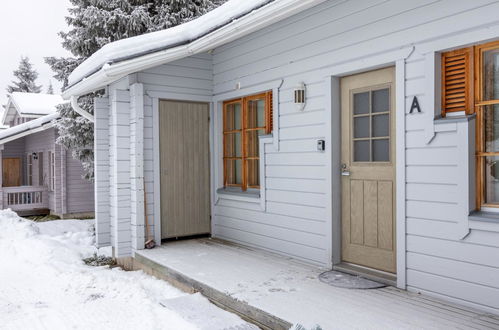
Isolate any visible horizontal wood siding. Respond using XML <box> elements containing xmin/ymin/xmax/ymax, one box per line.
<box><xmin>208</xmin><ymin>0</ymin><xmax>499</xmax><ymax>311</ymax></box>
<box><xmin>65</xmin><ymin>153</ymin><xmax>94</xmax><ymax>214</ymax></box>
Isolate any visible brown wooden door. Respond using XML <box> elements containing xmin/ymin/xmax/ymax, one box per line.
<box><xmin>3</xmin><ymin>158</ymin><xmax>21</xmax><ymax>187</ymax></box>
<box><xmin>340</xmin><ymin>67</ymin><xmax>396</xmax><ymax>273</ymax></box>
<box><xmin>159</xmin><ymin>100</ymin><xmax>211</xmax><ymax>239</ymax></box>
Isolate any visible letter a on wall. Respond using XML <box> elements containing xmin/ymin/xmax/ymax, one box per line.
<box><xmin>409</xmin><ymin>96</ymin><xmax>421</xmax><ymax>114</ymax></box>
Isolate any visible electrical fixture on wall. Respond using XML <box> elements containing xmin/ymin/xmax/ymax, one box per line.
<box><xmin>32</xmin><ymin>152</ymin><xmax>38</xmax><ymax>160</ymax></box>
<box><xmin>294</xmin><ymin>82</ymin><xmax>306</xmax><ymax>111</ymax></box>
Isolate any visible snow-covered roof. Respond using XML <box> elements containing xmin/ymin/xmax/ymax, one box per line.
<box><xmin>0</xmin><ymin>113</ymin><xmax>60</xmax><ymax>145</ymax></box>
<box><xmin>2</xmin><ymin>92</ymin><xmax>66</xmax><ymax>126</ymax></box>
<box><xmin>9</xmin><ymin>92</ymin><xmax>64</xmax><ymax>116</ymax></box>
<box><xmin>63</xmin><ymin>0</ymin><xmax>326</xmax><ymax>98</ymax></box>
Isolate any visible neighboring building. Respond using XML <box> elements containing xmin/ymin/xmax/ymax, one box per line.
<box><xmin>63</xmin><ymin>0</ymin><xmax>499</xmax><ymax>314</ymax></box>
<box><xmin>0</xmin><ymin>92</ymin><xmax>94</xmax><ymax>218</ymax></box>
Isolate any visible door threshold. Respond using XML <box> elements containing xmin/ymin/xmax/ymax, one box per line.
<box><xmin>333</xmin><ymin>262</ymin><xmax>396</xmax><ymax>287</ymax></box>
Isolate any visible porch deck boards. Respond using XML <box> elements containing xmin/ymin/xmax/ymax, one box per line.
<box><xmin>136</xmin><ymin>239</ymin><xmax>499</xmax><ymax>330</ymax></box>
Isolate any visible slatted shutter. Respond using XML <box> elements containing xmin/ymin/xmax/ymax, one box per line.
<box><xmin>266</xmin><ymin>90</ymin><xmax>273</xmax><ymax>133</ymax></box>
<box><xmin>441</xmin><ymin>47</ymin><xmax>474</xmax><ymax>116</ymax></box>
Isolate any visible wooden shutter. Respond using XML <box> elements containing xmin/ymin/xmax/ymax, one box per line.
<box><xmin>441</xmin><ymin>47</ymin><xmax>474</xmax><ymax>116</ymax></box>
<box><xmin>266</xmin><ymin>91</ymin><xmax>273</xmax><ymax>134</ymax></box>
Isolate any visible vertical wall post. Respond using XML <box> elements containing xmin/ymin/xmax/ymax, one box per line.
<box><xmin>94</xmin><ymin>97</ymin><xmax>111</xmax><ymax>247</ymax></box>
<box><xmin>110</xmin><ymin>89</ymin><xmax>132</xmax><ymax>258</ymax></box>
<box><xmin>130</xmin><ymin>83</ymin><xmax>145</xmax><ymax>251</ymax></box>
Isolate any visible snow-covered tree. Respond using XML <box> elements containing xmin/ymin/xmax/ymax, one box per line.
<box><xmin>47</xmin><ymin>81</ymin><xmax>54</xmax><ymax>94</ymax></box>
<box><xmin>46</xmin><ymin>0</ymin><xmax>226</xmax><ymax>180</ymax></box>
<box><xmin>6</xmin><ymin>57</ymin><xmax>42</xmax><ymax>94</ymax></box>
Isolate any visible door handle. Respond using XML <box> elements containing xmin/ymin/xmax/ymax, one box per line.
<box><xmin>341</xmin><ymin>163</ymin><xmax>350</xmax><ymax>176</ymax></box>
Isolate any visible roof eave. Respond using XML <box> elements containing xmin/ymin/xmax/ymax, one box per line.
<box><xmin>62</xmin><ymin>0</ymin><xmax>328</xmax><ymax>99</ymax></box>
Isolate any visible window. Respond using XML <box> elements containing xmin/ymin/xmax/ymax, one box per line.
<box><xmin>352</xmin><ymin>87</ymin><xmax>391</xmax><ymax>162</ymax></box>
<box><xmin>27</xmin><ymin>154</ymin><xmax>33</xmax><ymax>186</ymax></box>
<box><xmin>476</xmin><ymin>40</ymin><xmax>499</xmax><ymax>207</ymax></box>
<box><xmin>441</xmin><ymin>40</ymin><xmax>499</xmax><ymax>208</ymax></box>
<box><xmin>48</xmin><ymin>151</ymin><xmax>55</xmax><ymax>191</ymax></box>
<box><xmin>223</xmin><ymin>91</ymin><xmax>273</xmax><ymax>191</ymax></box>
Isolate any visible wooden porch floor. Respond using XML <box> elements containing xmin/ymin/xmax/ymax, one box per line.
<box><xmin>135</xmin><ymin>239</ymin><xmax>499</xmax><ymax>330</ymax></box>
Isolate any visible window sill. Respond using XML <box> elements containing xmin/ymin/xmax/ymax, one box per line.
<box><xmin>468</xmin><ymin>211</ymin><xmax>499</xmax><ymax>233</ymax></box>
<box><xmin>216</xmin><ymin>187</ymin><xmax>260</xmax><ymax>202</ymax></box>
<box><xmin>434</xmin><ymin>113</ymin><xmax>476</xmax><ymax>124</ymax></box>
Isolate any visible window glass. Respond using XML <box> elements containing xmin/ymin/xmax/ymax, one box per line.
<box><xmin>245</xmin><ymin>130</ymin><xmax>263</xmax><ymax>158</ymax></box>
<box><xmin>372</xmin><ymin>114</ymin><xmax>389</xmax><ymax>137</ymax></box>
<box><xmin>247</xmin><ymin>99</ymin><xmax>265</xmax><ymax>128</ymax></box>
<box><xmin>483</xmin><ymin>48</ymin><xmax>499</xmax><ymax>101</ymax></box>
<box><xmin>226</xmin><ymin>159</ymin><xmax>243</xmax><ymax>185</ymax></box>
<box><xmin>352</xmin><ymin>88</ymin><xmax>390</xmax><ymax>163</ymax></box>
<box><xmin>354</xmin><ymin>116</ymin><xmax>369</xmax><ymax>138</ymax></box>
<box><xmin>372</xmin><ymin>88</ymin><xmax>389</xmax><ymax>113</ymax></box>
<box><xmin>354</xmin><ymin>92</ymin><xmax>369</xmax><ymax>115</ymax></box>
<box><xmin>224</xmin><ymin>103</ymin><xmax>241</xmax><ymax>130</ymax></box>
<box><xmin>224</xmin><ymin>133</ymin><xmax>242</xmax><ymax>157</ymax></box>
<box><xmin>247</xmin><ymin>160</ymin><xmax>260</xmax><ymax>187</ymax></box>
<box><xmin>354</xmin><ymin>140</ymin><xmax>370</xmax><ymax>162</ymax></box>
<box><xmin>484</xmin><ymin>156</ymin><xmax>499</xmax><ymax>204</ymax></box>
<box><xmin>373</xmin><ymin>139</ymin><xmax>389</xmax><ymax>162</ymax></box>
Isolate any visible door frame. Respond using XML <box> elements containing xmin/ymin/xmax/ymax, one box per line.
<box><xmin>151</xmin><ymin>92</ymin><xmax>214</xmax><ymax>246</ymax></box>
<box><xmin>324</xmin><ymin>46</ymin><xmax>413</xmax><ymax>289</ymax></box>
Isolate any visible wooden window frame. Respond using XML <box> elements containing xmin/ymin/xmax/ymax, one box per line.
<box><xmin>474</xmin><ymin>40</ymin><xmax>499</xmax><ymax>209</ymax></box>
<box><xmin>223</xmin><ymin>91</ymin><xmax>273</xmax><ymax>191</ymax></box>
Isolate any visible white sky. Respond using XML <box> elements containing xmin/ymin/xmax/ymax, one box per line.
<box><xmin>0</xmin><ymin>0</ymin><xmax>71</xmax><ymax>106</ymax></box>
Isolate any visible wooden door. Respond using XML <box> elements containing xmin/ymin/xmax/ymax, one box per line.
<box><xmin>3</xmin><ymin>158</ymin><xmax>21</xmax><ymax>187</ymax></box>
<box><xmin>341</xmin><ymin>67</ymin><xmax>396</xmax><ymax>273</ymax></box>
<box><xmin>159</xmin><ymin>100</ymin><xmax>211</xmax><ymax>239</ymax></box>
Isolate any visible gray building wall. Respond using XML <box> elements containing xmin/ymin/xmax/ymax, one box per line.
<box><xmin>97</xmin><ymin>0</ymin><xmax>499</xmax><ymax>313</ymax></box>
<box><xmin>207</xmin><ymin>0</ymin><xmax>499</xmax><ymax>312</ymax></box>
<box><xmin>66</xmin><ymin>152</ymin><xmax>94</xmax><ymax>214</ymax></box>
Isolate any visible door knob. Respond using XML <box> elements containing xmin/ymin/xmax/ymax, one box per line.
<box><xmin>341</xmin><ymin>163</ymin><xmax>350</xmax><ymax>176</ymax></box>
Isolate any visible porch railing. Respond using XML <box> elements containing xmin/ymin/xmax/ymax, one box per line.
<box><xmin>2</xmin><ymin>186</ymin><xmax>49</xmax><ymax>211</ymax></box>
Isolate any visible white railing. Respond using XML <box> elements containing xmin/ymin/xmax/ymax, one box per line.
<box><xmin>2</xmin><ymin>186</ymin><xmax>48</xmax><ymax>211</ymax></box>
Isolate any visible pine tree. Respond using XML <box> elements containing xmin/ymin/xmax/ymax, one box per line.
<box><xmin>46</xmin><ymin>0</ymin><xmax>226</xmax><ymax>180</ymax></box>
<box><xmin>6</xmin><ymin>57</ymin><xmax>42</xmax><ymax>94</ymax></box>
<box><xmin>47</xmin><ymin>81</ymin><xmax>54</xmax><ymax>94</ymax></box>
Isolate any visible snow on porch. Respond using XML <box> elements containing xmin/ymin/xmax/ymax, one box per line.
<box><xmin>136</xmin><ymin>239</ymin><xmax>499</xmax><ymax>330</ymax></box>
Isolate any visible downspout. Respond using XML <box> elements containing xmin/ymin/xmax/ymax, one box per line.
<box><xmin>71</xmin><ymin>96</ymin><xmax>95</xmax><ymax>122</ymax></box>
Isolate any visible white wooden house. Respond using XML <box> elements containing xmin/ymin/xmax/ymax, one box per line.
<box><xmin>0</xmin><ymin>92</ymin><xmax>94</xmax><ymax>217</ymax></box>
<box><xmin>62</xmin><ymin>0</ymin><xmax>499</xmax><ymax>315</ymax></box>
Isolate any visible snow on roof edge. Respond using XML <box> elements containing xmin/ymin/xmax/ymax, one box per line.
<box><xmin>67</xmin><ymin>0</ymin><xmax>273</xmax><ymax>88</ymax></box>
<box><xmin>0</xmin><ymin>113</ymin><xmax>61</xmax><ymax>144</ymax></box>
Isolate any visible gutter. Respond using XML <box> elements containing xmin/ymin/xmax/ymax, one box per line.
<box><xmin>0</xmin><ymin>114</ymin><xmax>60</xmax><ymax>145</ymax></box>
<box><xmin>71</xmin><ymin>96</ymin><xmax>94</xmax><ymax>122</ymax></box>
<box><xmin>62</xmin><ymin>0</ymin><xmax>328</xmax><ymax>99</ymax></box>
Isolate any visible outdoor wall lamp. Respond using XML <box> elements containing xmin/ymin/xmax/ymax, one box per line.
<box><xmin>294</xmin><ymin>82</ymin><xmax>306</xmax><ymax>111</ymax></box>
<box><xmin>32</xmin><ymin>152</ymin><xmax>38</xmax><ymax>160</ymax></box>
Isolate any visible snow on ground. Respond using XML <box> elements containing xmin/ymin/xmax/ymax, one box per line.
<box><xmin>0</xmin><ymin>210</ymin><xmax>257</xmax><ymax>330</ymax></box>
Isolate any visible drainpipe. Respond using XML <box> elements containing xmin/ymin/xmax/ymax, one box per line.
<box><xmin>71</xmin><ymin>96</ymin><xmax>94</xmax><ymax>122</ymax></box>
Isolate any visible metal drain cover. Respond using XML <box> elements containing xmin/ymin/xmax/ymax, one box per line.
<box><xmin>319</xmin><ymin>270</ymin><xmax>386</xmax><ymax>289</ymax></box>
